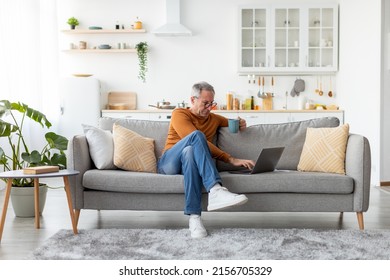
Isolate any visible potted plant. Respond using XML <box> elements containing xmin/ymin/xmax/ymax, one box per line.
<box><xmin>67</xmin><ymin>17</ymin><xmax>79</xmax><ymax>30</ymax></box>
<box><xmin>135</xmin><ymin>41</ymin><xmax>148</xmax><ymax>83</ymax></box>
<box><xmin>0</xmin><ymin>100</ymin><xmax>68</xmax><ymax>217</ymax></box>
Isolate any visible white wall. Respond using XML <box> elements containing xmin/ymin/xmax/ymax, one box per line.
<box><xmin>57</xmin><ymin>0</ymin><xmax>339</xmax><ymax>110</ymax></box>
<box><xmin>337</xmin><ymin>0</ymin><xmax>381</xmax><ymax>184</ymax></box>
<box><xmin>57</xmin><ymin>0</ymin><xmax>382</xmax><ymax>184</ymax></box>
<box><xmin>381</xmin><ymin>0</ymin><xmax>390</xmax><ymax>183</ymax></box>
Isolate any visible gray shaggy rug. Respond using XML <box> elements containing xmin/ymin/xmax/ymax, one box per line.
<box><xmin>31</xmin><ymin>228</ymin><xmax>390</xmax><ymax>260</ymax></box>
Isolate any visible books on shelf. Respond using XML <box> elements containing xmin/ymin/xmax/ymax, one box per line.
<box><xmin>23</xmin><ymin>166</ymin><xmax>60</xmax><ymax>174</ymax></box>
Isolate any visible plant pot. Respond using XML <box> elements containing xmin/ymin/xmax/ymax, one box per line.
<box><xmin>70</xmin><ymin>25</ymin><xmax>76</xmax><ymax>30</ymax></box>
<box><xmin>10</xmin><ymin>185</ymin><xmax>48</xmax><ymax>217</ymax></box>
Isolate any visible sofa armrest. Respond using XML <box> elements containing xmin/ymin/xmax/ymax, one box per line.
<box><xmin>67</xmin><ymin>135</ymin><xmax>93</xmax><ymax>209</ymax></box>
<box><xmin>345</xmin><ymin>134</ymin><xmax>371</xmax><ymax>212</ymax></box>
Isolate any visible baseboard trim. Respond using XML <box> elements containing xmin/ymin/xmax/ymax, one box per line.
<box><xmin>380</xmin><ymin>181</ymin><xmax>390</xmax><ymax>187</ymax></box>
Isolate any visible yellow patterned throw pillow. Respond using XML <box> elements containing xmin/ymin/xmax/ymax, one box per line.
<box><xmin>297</xmin><ymin>124</ymin><xmax>349</xmax><ymax>174</ymax></box>
<box><xmin>113</xmin><ymin>123</ymin><xmax>157</xmax><ymax>173</ymax></box>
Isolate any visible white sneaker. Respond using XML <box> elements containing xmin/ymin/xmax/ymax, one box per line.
<box><xmin>189</xmin><ymin>215</ymin><xmax>207</xmax><ymax>239</ymax></box>
<box><xmin>207</xmin><ymin>187</ymin><xmax>248</xmax><ymax>211</ymax></box>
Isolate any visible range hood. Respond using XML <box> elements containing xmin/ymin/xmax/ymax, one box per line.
<box><xmin>152</xmin><ymin>0</ymin><xmax>192</xmax><ymax>36</ymax></box>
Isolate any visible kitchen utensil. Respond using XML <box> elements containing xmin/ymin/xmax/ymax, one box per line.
<box><xmin>318</xmin><ymin>76</ymin><xmax>323</xmax><ymax>96</ymax></box>
<box><xmin>257</xmin><ymin>77</ymin><xmax>262</xmax><ymax>98</ymax></box>
<box><xmin>108</xmin><ymin>103</ymin><xmax>128</xmax><ymax>110</ymax></box>
<box><xmin>177</xmin><ymin>101</ymin><xmax>188</xmax><ymax>108</ymax></box>
<box><xmin>262</xmin><ymin>77</ymin><xmax>266</xmax><ymax>97</ymax></box>
<box><xmin>328</xmin><ymin>76</ymin><xmax>333</xmax><ymax>97</ymax></box>
<box><xmin>262</xmin><ymin>94</ymin><xmax>273</xmax><ymax>110</ymax></box>
<box><xmin>259</xmin><ymin>77</ymin><xmax>268</xmax><ymax>99</ymax></box>
<box><xmin>149</xmin><ymin>100</ymin><xmax>175</xmax><ymax>109</ymax></box>
<box><xmin>108</xmin><ymin>91</ymin><xmax>137</xmax><ymax>110</ymax></box>
<box><xmin>149</xmin><ymin>104</ymin><xmax>176</xmax><ymax>109</ymax></box>
<box><xmin>315</xmin><ymin>76</ymin><xmax>319</xmax><ymax>94</ymax></box>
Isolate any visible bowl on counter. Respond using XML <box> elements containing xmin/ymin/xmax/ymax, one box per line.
<box><xmin>98</xmin><ymin>44</ymin><xmax>111</xmax><ymax>49</ymax></box>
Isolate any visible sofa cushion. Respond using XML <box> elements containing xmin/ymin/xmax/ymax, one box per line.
<box><xmin>113</xmin><ymin>124</ymin><xmax>157</xmax><ymax>173</ymax></box>
<box><xmin>82</xmin><ymin>124</ymin><xmax>116</xmax><ymax>169</ymax></box>
<box><xmin>297</xmin><ymin>123</ymin><xmax>349</xmax><ymax>174</ymax></box>
<box><xmin>220</xmin><ymin>171</ymin><xmax>354</xmax><ymax>194</ymax></box>
<box><xmin>99</xmin><ymin>117</ymin><xmax>169</xmax><ymax>159</ymax></box>
<box><xmin>83</xmin><ymin>170</ymin><xmax>185</xmax><ymax>193</ymax></box>
<box><xmin>216</xmin><ymin>117</ymin><xmax>340</xmax><ymax>172</ymax></box>
<box><xmin>82</xmin><ymin>170</ymin><xmax>353</xmax><ymax>195</ymax></box>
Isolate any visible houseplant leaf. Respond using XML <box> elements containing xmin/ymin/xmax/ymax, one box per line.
<box><xmin>10</xmin><ymin>102</ymin><xmax>52</xmax><ymax>128</ymax></box>
<box><xmin>0</xmin><ymin>119</ymin><xmax>18</xmax><ymax>137</ymax></box>
<box><xmin>0</xmin><ymin>99</ymin><xmax>69</xmax><ymax>186</ymax></box>
<box><xmin>21</xmin><ymin>150</ymin><xmax>42</xmax><ymax>165</ymax></box>
<box><xmin>45</xmin><ymin>132</ymin><xmax>68</xmax><ymax>150</ymax></box>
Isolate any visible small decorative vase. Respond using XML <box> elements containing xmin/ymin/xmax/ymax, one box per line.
<box><xmin>10</xmin><ymin>185</ymin><xmax>48</xmax><ymax>217</ymax></box>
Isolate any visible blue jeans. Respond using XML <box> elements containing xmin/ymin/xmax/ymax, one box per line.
<box><xmin>157</xmin><ymin>130</ymin><xmax>222</xmax><ymax>215</ymax></box>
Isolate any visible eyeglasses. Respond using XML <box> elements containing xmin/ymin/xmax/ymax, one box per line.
<box><xmin>194</xmin><ymin>97</ymin><xmax>217</xmax><ymax>109</ymax></box>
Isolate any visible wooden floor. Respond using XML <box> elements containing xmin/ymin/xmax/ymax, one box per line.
<box><xmin>1</xmin><ymin>180</ymin><xmax>390</xmax><ymax>259</ymax></box>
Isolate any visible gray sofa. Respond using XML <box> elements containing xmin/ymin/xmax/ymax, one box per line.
<box><xmin>67</xmin><ymin>116</ymin><xmax>371</xmax><ymax>229</ymax></box>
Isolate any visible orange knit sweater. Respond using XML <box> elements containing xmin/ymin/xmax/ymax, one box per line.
<box><xmin>163</xmin><ymin>108</ymin><xmax>231</xmax><ymax>162</ymax></box>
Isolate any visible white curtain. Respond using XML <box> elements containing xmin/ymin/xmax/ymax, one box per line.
<box><xmin>0</xmin><ymin>0</ymin><xmax>59</xmax><ymax>187</ymax></box>
<box><xmin>0</xmin><ymin>0</ymin><xmax>59</xmax><ymax>117</ymax></box>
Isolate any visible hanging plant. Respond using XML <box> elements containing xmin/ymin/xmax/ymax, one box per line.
<box><xmin>135</xmin><ymin>41</ymin><xmax>148</xmax><ymax>83</ymax></box>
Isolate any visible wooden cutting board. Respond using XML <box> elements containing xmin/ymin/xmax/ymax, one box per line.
<box><xmin>262</xmin><ymin>94</ymin><xmax>273</xmax><ymax>110</ymax></box>
<box><xmin>107</xmin><ymin>91</ymin><xmax>137</xmax><ymax>110</ymax></box>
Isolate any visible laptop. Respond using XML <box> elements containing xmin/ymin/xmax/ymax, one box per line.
<box><xmin>229</xmin><ymin>147</ymin><xmax>285</xmax><ymax>175</ymax></box>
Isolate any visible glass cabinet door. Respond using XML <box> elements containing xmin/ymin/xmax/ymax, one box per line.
<box><xmin>308</xmin><ymin>8</ymin><xmax>335</xmax><ymax>68</ymax></box>
<box><xmin>238</xmin><ymin>5</ymin><xmax>337</xmax><ymax>74</ymax></box>
<box><xmin>241</xmin><ymin>8</ymin><xmax>267</xmax><ymax>69</ymax></box>
<box><xmin>274</xmin><ymin>8</ymin><xmax>300</xmax><ymax>69</ymax></box>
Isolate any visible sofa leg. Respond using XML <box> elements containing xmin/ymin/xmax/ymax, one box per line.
<box><xmin>74</xmin><ymin>209</ymin><xmax>80</xmax><ymax>227</ymax></box>
<box><xmin>339</xmin><ymin>212</ymin><xmax>344</xmax><ymax>218</ymax></box>
<box><xmin>356</xmin><ymin>212</ymin><xmax>364</xmax><ymax>230</ymax></box>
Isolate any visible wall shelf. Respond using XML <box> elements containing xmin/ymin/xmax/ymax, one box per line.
<box><xmin>61</xmin><ymin>29</ymin><xmax>146</xmax><ymax>34</ymax></box>
<box><xmin>63</xmin><ymin>49</ymin><xmax>136</xmax><ymax>53</ymax></box>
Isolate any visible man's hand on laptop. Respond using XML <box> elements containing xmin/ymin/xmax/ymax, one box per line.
<box><xmin>228</xmin><ymin>157</ymin><xmax>255</xmax><ymax>170</ymax></box>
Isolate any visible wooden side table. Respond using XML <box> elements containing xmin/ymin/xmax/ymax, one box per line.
<box><xmin>0</xmin><ymin>169</ymin><xmax>79</xmax><ymax>243</ymax></box>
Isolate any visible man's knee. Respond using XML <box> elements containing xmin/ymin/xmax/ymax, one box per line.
<box><xmin>182</xmin><ymin>146</ymin><xmax>195</xmax><ymax>161</ymax></box>
<box><xmin>189</xmin><ymin>130</ymin><xmax>207</xmax><ymax>141</ymax></box>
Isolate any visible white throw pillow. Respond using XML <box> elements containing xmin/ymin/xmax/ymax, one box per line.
<box><xmin>82</xmin><ymin>124</ymin><xmax>116</xmax><ymax>169</ymax></box>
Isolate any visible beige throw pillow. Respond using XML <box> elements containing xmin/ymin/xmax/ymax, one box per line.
<box><xmin>113</xmin><ymin>123</ymin><xmax>157</xmax><ymax>173</ymax></box>
<box><xmin>297</xmin><ymin>124</ymin><xmax>349</xmax><ymax>174</ymax></box>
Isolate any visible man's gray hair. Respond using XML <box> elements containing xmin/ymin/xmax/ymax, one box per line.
<box><xmin>191</xmin><ymin>82</ymin><xmax>215</xmax><ymax>97</ymax></box>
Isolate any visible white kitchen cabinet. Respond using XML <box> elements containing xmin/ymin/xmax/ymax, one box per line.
<box><xmin>214</xmin><ymin>111</ymin><xmax>239</xmax><ymax>120</ymax></box>
<box><xmin>238</xmin><ymin>4</ymin><xmax>338</xmax><ymax>74</ymax></box>
<box><xmin>101</xmin><ymin>110</ymin><xmax>344</xmax><ymax>126</ymax></box>
<box><xmin>235</xmin><ymin>110</ymin><xmax>343</xmax><ymax>125</ymax></box>
<box><xmin>238</xmin><ymin>112</ymin><xmax>264</xmax><ymax>126</ymax></box>
<box><xmin>101</xmin><ymin>111</ymin><xmax>150</xmax><ymax>120</ymax></box>
<box><xmin>149</xmin><ymin>112</ymin><xmax>172</xmax><ymax>122</ymax></box>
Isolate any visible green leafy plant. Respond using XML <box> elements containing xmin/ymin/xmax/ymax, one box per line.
<box><xmin>135</xmin><ymin>41</ymin><xmax>148</xmax><ymax>83</ymax></box>
<box><xmin>67</xmin><ymin>17</ymin><xmax>79</xmax><ymax>27</ymax></box>
<box><xmin>0</xmin><ymin>100</ymin><xmax>68</xmax><ymax>187</ymax></box>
